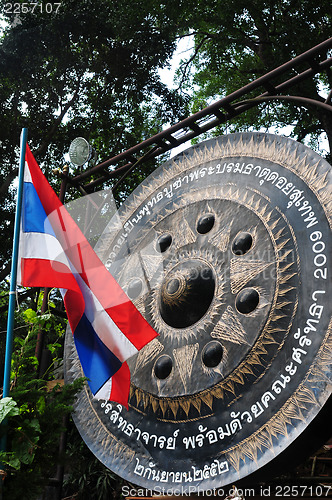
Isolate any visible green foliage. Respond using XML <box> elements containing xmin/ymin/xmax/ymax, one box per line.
<box><xmin>0</xmin><ymin>302</ymin><xmax>86</xmax><ymax>499</ymax></box>
<box><xmin>174</xmin><ymin>0</ymin><xmax>332</xmax><ymax>156</ymax></box>
<box><xmin>62</xmin><ymin>423</ymin><xmax>128</xmax><ymax>500</ymax></box>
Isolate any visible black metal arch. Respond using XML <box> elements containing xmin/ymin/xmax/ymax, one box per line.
<box><xmin>233</xmin><ymin>95</ymin><xmax>332</xmax><ymax>114</ymax></box>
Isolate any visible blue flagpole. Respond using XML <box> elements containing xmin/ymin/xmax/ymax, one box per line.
<box><xmin>2</xmin><ymin>128</ymin><xmax>28</xmax><ymax>399</ymax></box>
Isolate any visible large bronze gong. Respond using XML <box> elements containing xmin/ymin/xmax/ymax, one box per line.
<box><xmin>64</xmin><ymin>133</ymin><xmax>332</xmax><ymax>491</ymax></box>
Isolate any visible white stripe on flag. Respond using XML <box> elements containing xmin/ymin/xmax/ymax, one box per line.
<box><xmin>94</xmin><ymin>378</ymin><xmax>112</xmax><ymax>400</ymax></box>
<box><xmin>73</xmin><ymin>271</ymin><xmax>138</xmax><ymax>362</ymax></box>
<box><xmin>24</xmin><ymin>162</ymin><xmax>33</xmax><ymax>183</ymax></box>
<box><xmin>20</xmin><ymin>232</ymin><xmax>72</xmax><ymax>268</ymax></box>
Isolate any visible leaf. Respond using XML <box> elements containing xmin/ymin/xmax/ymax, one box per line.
<box><xmin>0</xmin><ymin>452</ymin><xmax>21</xmax><ymax>470</ymax></box>
<box><xmin>28</xmin><ymin>418</ymin><xmax>41</xmax><ymax>435</ymax></box>
<box><xmin>40</xmin><ymin>313</ymin><xmax>51</xmax><ymax>322</ymax></box>
<box><xmin>0</xmin><ymin>397</ymin><xmax>19</xmax><ymax>424</ymax></box>
<box><xmin>23</xmin><ymin>308</ymin><xmax>37</xmax><ymax>324</ymax></box>
<box><xmin>36</xmin><ymin>396</ymin><xmax>46</xmax><ymax>414</ymax></box>
<box><xmin>12</xmin><ymin>439</ymin><xmax>36</xmax><ymax>466</ymax></box>
<box><xmin>47</xmin><ymin>342</ymin><xmax>61</xmax><ymax>354</ymax></box>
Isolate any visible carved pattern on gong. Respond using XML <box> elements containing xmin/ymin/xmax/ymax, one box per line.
<box><xmin>230</xmin><ymin>258</ymin><xmax>274</xmax><ymax>295</ymax></box>
<box><xmin>224</xmin><ymin>320</ymin><xmax>332</xmax><ymax>472</ymax></box>
<box><xmin>128</xmin><ymin>185</ymin><xmax>300</xmax><ymax>421</ymax></box>
<box><xmin>134</xmin><ymin>338</ymin><xmax>164</xmax><ymax>375</ymax></box>
<box><xmin>211</xmin><ymin>306</ymin><xmax>249</xmax><ymax>346</ymax></box>
<box><xmin>173</xmin><ymin>344</ymin><xmax>199</xmax><ymax>392</ymax></box>
<box><xmin>209</xmin><ymin>222</ymin><xmax>232</xmax><ymax>252</ymax></box>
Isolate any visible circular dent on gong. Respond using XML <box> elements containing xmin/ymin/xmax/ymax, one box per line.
<box><xmin>236</xmin><ymin>287</ymin><xmax>259</xmax><ymax>314</ymax></box>
<box><xmin>154</xmin><ymin>355</ymin><xmax>173</xmax><ymax>380</ymax></box>
<box><xmin>197</xmin><ymin>213</ymin><xmax>215</xmax><ymax>234</ymax></box>
<box><xmin>156</xmin><ymin>233</ymin><xmax>172</xmax><ymax>253</ymax></box>
<box><xmin>232</xmin><ymin>231</ymin><xmax>253</xmax><ymax>255</ymax></box>
<box><xmin>202</xmin><ymin>341</ymin><xmax>224</xmax><ymax>368</ymax></box>
<box><xmin>159</xmin><ymin>260</ymin><xmax>216</xmax><ymax>329</ymax></box>
<box><xmin>127</xmin><ymin>278</ymin><xmax>143</xmax><ymax>299</ymax></box>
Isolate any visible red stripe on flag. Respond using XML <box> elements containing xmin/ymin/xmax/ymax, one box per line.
<box><xmin>62</xmin><ymin>289</ymin><xmax>85</xmax><ymax>334</ymax></box>
<box><xmin>109</xmin><ymin>361</ymin><xmax>130</xmax><ymax>409</ymax></box>
<box><xmin>22</xmin><ymin>258</ymin><xmax>79</xmax><ymax>292</ymax></box>
<box><xmin>22</xmin><ymin>258</ymin><xmax>84</xmax><ymax>332</ymax></box>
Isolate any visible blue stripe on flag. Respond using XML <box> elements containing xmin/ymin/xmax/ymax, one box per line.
<box><xmin>74</xmin><ymin>314</ymin><xmax>122</xmax><ymax>394</ymax></box>
<box><xmin>23</xmin><ymin>183</ymin><xmax>55</xmax><ymax>236</ymax></box>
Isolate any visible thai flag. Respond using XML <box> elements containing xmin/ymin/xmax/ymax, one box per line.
<box><xmin>17</xmin><ymin>145</ymin><xmax>158</xmax><ymax>408</ymax></box>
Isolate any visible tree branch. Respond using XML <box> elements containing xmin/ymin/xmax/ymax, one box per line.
<box><xmin>177</xmin><ymin>35</ymin><xmax>210</xmax><ymax>90</ymax></box>
<box><xmin>35</xmin><ymin>77</ymin><xmax>82</xmax><ymax>158</ymax></box>
<box><xmin>0</xmin><ymin>261</ymin><xmax>12</xmax><ymax>283</ymax></box>
<box><xmin>0</xmin><ymin>169</ymin><xmax>18</xmax><ymax>197</ymax></box>
<box><xmin>0</xmin><ymin>288</ymin><xmax>38</xmax><ymax>312</ymax></box>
